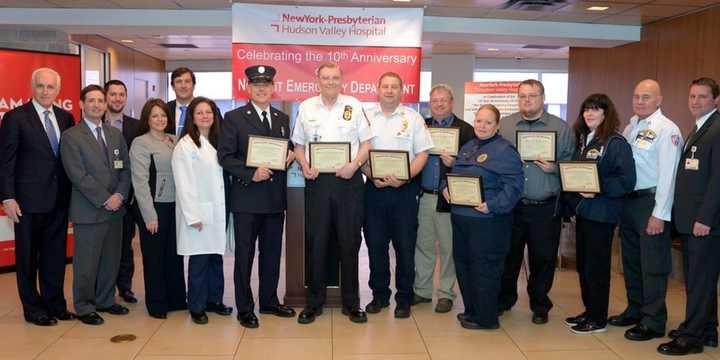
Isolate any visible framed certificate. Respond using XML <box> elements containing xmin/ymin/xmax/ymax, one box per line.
<box><xmin>428</xmin><ymin>127</ymin><xmax>460</xmax><ymax>156</ymax></box>
<box><xmin>246</xmin><ymin>135</ymin><xmax>289</xmax><ymax>171</ymax></box>
<box><xmin>447</xmin><ymin>174</ymin><xmax>484</xmax><ymax>207</ymax></box>
<box><xmin>309</xmin><ymin>142</ymin><xmax>351</xmax><ymax>173</ymax></box>
<box><xmin>516</xmin><ymin>131</ymin><xmax>557</xmax><ymax>162</ymax></box>
<box><xmin>558</xmin><ymin>161</ymin><xmax>601</xmax><ymax>193</ymax></box>
<box><xmin>369</xmin><ymin>150</ymin><xmax>410</xmax><ymax>180</ymax></box>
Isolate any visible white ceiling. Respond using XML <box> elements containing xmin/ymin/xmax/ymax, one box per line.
<box><xmin>1</xmin><ymin>0</ymin><xmax>717</xmax><ymax>60</ymax></box>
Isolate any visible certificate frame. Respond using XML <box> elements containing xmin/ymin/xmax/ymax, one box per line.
<box><xmin>427</xmin><ymin>127</ymin><xmax>460</xmax><ymax>156</ymax></box>
<box><xmin>246</xmin><ymin>135</ymin><xmax>289</xmax><ymax>171</ymax></box>
<box><xmin>309</xmin><ymin>142</ymin><xmax>351</xmax><ymax>173</ymax></box>
<box><xmin>558</xmin><ymin>161</ymin><xmax>601</xmax><ymax>193</ymax></box>
<box><xmin>516</xmin><ymin>130</ymin><xmax>557</xmax><ymax>162</ymax></box>
<box><xmin>369</xmin><ymin>150</ymin><xmax>411</xmax><ymax>181</ymax></box>
<box><xmin>446</xmin><ymin>174</ymin><xmax>484</xmax><ymax>207</ymax></box>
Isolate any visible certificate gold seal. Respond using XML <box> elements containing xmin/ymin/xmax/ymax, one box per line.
<box><xmin>343</xmin><ymin>105</ymin><xmax>353</xmax><ymax>121</ymax></box>
<box><xmin>477</xmin><ymin>154</ymin><xmax>488</xmax><ymax>163</ymax></box>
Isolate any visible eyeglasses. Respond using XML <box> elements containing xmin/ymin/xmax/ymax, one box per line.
<box><xmin>430</xmin><ymin>98</ymin><xmax>451</xmax><ymax>104</ymax></box>
<box><xmin>518</xmin><ymin>94</ymin><xmax>541</xmax><ymax>100</ymax></box>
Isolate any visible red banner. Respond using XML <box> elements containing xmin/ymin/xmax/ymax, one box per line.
<box><xmin>0</xmin><ymin>49</ymin><xmax>80</xmax><ymax>267</ymax></box>
<box><xmin>232</xmin><ymin>43</ymin><xmax>421</xmax><ymax>102</ymax></box>
<box><xmin>0</xmin><ymin>48</ymin><xmax>81</xmax><ymax>122</ymax></box>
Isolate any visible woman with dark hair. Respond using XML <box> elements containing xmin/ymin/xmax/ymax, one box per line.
<box><xmin>563</xmin><ymin>94</ymin><xmax>636</xmax><ymax>334</ymax></box>
<box><xmin>172</xmin><ymin>97</ymin><xmax>232</xmax><ymax>324</ymax></box>
<box><xmin>130</xmin><ymin>99</ymin><xmax>187</xmax><ymax>319</ymax></box>
<box><xmin>442</xmin><ymin>104</ymin><xmax>524</xmax><ymax>330</ymax></box>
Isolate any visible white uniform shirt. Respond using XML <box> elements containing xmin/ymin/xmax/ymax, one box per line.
<box><xmin>366</xmin><ymin>104</ymin><xmax>433</xmax><ymax>162</ymax></box>
<box><xmin>622</xmin><ymin>108</ymin><xmax>683</xmax><ymax>221</ymax></box>
<box><xmin>291</xmin><ymin>94</ymin><xmax>374</xmax><ymax>160</ymax></box>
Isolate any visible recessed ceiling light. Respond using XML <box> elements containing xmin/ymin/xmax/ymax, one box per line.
<box><xmin>393</xmin><ymin>0</ymin><xmax>411</xmax><ymax>2</ymax></box>
<box><xmin>120</xmin><ymin>39</ymin><xmax>134</xmax><ymax>43</ymax></box>
<box><xmin>487</xmin><ymin>48</ymin><xmax>499</xmax><ymax>52</ymax></box>
<box><xmin>587</xmin><ymin>6</ymin><xmax>609</xmax><ymax>11</ymax></box>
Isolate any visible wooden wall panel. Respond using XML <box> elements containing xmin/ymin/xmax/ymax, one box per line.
<box><xmin>569</xmin><ymin>5</ymin><xmax>720</xmax><ymax>137</ymax></box>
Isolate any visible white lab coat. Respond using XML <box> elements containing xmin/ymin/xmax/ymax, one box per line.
<box><xmin>172</xmin><ymin>134</ymin><xmax>227</xmax><ymax>256</ymax></box>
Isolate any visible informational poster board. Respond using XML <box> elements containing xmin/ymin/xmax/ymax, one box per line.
<box><xmin>464</xmin><ymin>81</ymin><xmax>520</xmax><ymax>122</ymax></box>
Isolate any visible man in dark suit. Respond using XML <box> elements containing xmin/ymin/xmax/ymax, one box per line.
<box><xmin>658</xmin><ymin>77</ymin><xmax>720</xmax><ymax>356</ymax></box>
<box><xmin>60</xmin><ymin>85</ymin><xmax>131</xmax><ymax>326</ymax></box>
<box><xmin>218</xmin><ymin>65</ymin><xmax>296</xmax><ymax>328</ymax></box>
<box><xmin>104</xmin><ymin>79</ymin><xmax>140</xmax><ymax>304</ymax></box>
<box><xmin>412</xmin><ymin>84</ymin><xmax>474</xmax><ymax>314</ymax></box>
<box><xmin>0</xmin><ymin>67</ymin><xmax>76</xmax><ymax>326</ymax></box>
<box><xmin>166</xmin><ymin>67</ymin><xmax>195</xmax><ymax>136</ymax></box>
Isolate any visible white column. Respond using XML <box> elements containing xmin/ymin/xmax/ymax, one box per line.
<box><xmin>429</xmin><ymin>54</ymin><xmax>475</xmax><ymax>118</ymax></box>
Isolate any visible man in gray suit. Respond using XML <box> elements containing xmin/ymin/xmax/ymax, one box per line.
<box><xmin>60</xmin><ymin>84</ymin><xmax>131</xmax><ymax>325</ymax></box>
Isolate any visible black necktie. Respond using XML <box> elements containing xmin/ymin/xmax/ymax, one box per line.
<box><xmin>685</xmin><ymin>124</ymin><xmax>698</xmax><ymax>151</ymax></box>
<box><xmin>261</xmin><ymin>110</ymin><xmax>271</xmax><ymax>133</ymax></box>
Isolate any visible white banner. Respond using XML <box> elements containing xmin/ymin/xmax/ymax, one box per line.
<box><xmin>232</xmin><ymin>3</ymin><xmax>423</xmax><ymax>47</ymax></box>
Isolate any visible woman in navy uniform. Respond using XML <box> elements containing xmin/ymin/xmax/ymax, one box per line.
<box><xmin>442</xmin><ymin>104</ymin><xmax>524</xmax><ymax>329</ymax></box>
<box><xmin>563</xmin><ymin>94</ymin><xmax>636</xmax><ymax>334</ymax></box>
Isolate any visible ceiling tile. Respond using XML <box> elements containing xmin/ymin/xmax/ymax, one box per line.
<box><xmin>484</xmin><ymin>9</ymin><xmax>547</xmax><ymax>20</ymax></box>
<box><xmin>620</xmin><ymin>4</ymin><xmax>701</xmax><ymax>17</ymax></box>
<box><xmin>555</xmin><ymin>1</ymin><xmax>639</xmax><ymax>15</ymax></box>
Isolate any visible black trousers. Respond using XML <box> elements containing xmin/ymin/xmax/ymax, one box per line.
<box><xmin>137</xmin><ymin>202</ymin><xmax>186</xmax><ymax>315</ymax></box>
<box><xmin>188</xmin><ymin>254</ymin><xmax>225</xmax><ymax>313</ymax></box>
<box><xmin>116</xmin><ymin>204</ymin><xmax>138</xmax><ymax>293</ymax></box>
<box><xmin>305</xmin><ymin>173</ymin><xmax>364</xmax><ymax>309</ymax></box>
<box><xmin>575</xmin><ymin>216</ymin><xmax>616</xmax><ymax>325</ymax></box>
<box><xmin>499</xmin><ymin>201</ymin><xmax>561</xmax><ymax>313</ymax></box>
<box><xmin>14</xmin><ymin>204</ymin><xmax>69</xmax><ymax>320</ymax></box>
<box><xmin>363</xmin><ymin>181</ymin><xmax>419</xmax><ymax>306</ymax></box>
<box><xmin>233</xmin><ymin>211</ymin><xmax>284</xmax><ymax>314</ymax></box>
<box><xmin>677</xmin><ymin>234</ymin><xmax>720</xmax><ymax>345</ymax></box>
<box><xmin>452</xmin><ymin>213</ymin><xmax>512</xmax><ymax>327</ymax></box>
<box><xmin>618</xmin><ymin>195</ymin><xmax>671</xmax><ymax>332</ymax></box>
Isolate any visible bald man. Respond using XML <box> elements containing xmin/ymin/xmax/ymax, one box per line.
<box><xmin>608</xmin><ymin>79</ymin><xmax>682</xmax><ymax>341</ymax></box>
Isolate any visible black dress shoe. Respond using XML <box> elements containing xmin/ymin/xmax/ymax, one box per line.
<box><xmin>460</xmin><ymin>318</ymin><xmax>499</xmax><ymax>330</ymax></box>
<box><xmin>564</xmin><ymin>312</ymin><xmax>587</xmax><ymax>327</ymax></box>
<box><xmin>119</xmin><ymin>290</ymin><xmax>138</xmax><ymax>304</ymax></box>
<box><xmin>364</xmin><ymin>298</ymin><xmax>390</xmax><ymax>314</ymax></box>
<box><xmin>26</xmin><ymin>314</ymin><xmax>58</xmax><ymax>326</ymax></box>
<box><xmin>149</xmin><ymin>312</ymin><xmax>167</xmax><ymax>319</ymax></box>
<box><xmin>570</xmin><ymin>320</ymin><xmax>607</xmax><ymax>334</ymax></box>
<box><xmin>435</xmin><ymin>298</ymin><xmax>453</xmax><ymax>313</ymax></box>
<box><xmin>624</xmin><ymin>324</ymin><xmax>664</xmax><ymax>341</ymax></box>
<box><xmin>658</xmin><ymin>338</ymin><xmax>703</xmax><ymax>356</ymax></box>
<box><xmin>78</xmin><ymin>312</ymin><xmax>104</xmax><ymax>325</ymax></box>
<box><xmin>607</xmin><ymin>313</ymin><xmax>640</xmax><ymax>327</ymax></box>
<box><xmin>259</xmin><ymin>304</ymin><xmax>296</xmax><ymax>318</ymax></box>
<box><xmin>346</xmin><ymin>308</ymin><xmax>367</xmax><ymax>323</ymax></box>
<box><xmin>53</xmin><ymin>311</ymin><xmax>76</xmax><ymax>321</ymax></box>
<box><xmin>394</xmin><ymin>304</ymin><xmax>411</xmax><ymax>319</ymax></box>
<box><xmin>298</xmin><ymin>308</ymin><xmax>322</xmax><ymax>324</ymax></box>
<box><xmin>411</xmin><ymin>294</ymin><xmax>432</xmax><ymax>305</ymax></box>
<box><xmin>532</xmin><ymin>312</ymin><xmax>548</xmax><ymax>325</ymax></box>
<box><xmin>97</xmin><ymin>304</ymin><xmax>129</xmax><ymax>315</ymax></box>
<box><xmin>206</xmin><ymin>302</ymin><xmax>233</xmax><ymax>316</ymax></box>
<box><xmin>237</xmin><ymin>312</ymin><xmax>259</xmax><ymax>328</ymax></box>
<box><xmin>457</xmin><ymin>312</ymin><xmax>469</xmax><ymax>322</ymax></box>
<box><xmin>668</xmin><ymin>329</ymin><xmax>718</xmax><ymax>347</ymax></box>
<box><xmin>190</xmin><ymin>311</ymin><xmax>208</xmax><ymax>324</ymax></box>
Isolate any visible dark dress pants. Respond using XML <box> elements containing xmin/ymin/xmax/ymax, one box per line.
<box><xmin>137</xmin><ymin>202</ymin><xmax>187</xmax><ymax>315</ymax></box>
<box><xmin>305</xmin><ymin>173</ymin><xmax>364</xmax><ymax>310</ymax></box>
<box><xmin>233</xmin><ymin>211</ymin><xmax>284</xmax><ymax>314</ymax></box>
<box><xmin>363</xmin><ymin>181</ymin><xmax>420</xmax><ymax>306</ymax></box>
<box><xmin>618</xmin><ymin>194</ymin><xmax>671</xmax><ymax>332</ymax></box>
<box><xmin>116</xmin><ymin>204</ymin><xmax>138</xmax><ymax>293</ymax></box>
<box><xmin>452</xmin><ymin>213</ymin><xmax>512</xmax><ymax>327</ymax></box>
<box><xmin>676</xmin><ymin>234</ymin><xmax>720</xmax><ymax>345</ymax></box>
<box><xmin>15</xmin><ymin>204</ymin><xmax>69</xmax><ymax>320</ymax></box>
<box><xmin>188</xmin><ymin>254</ymin><xmax>225</xmax><ymax>313</ymax></box>
<box><xmin>499</xmin><ymin>200</ymin><xmax>561</xmax><ymax>313</ymax></box>
<box><xmin>575</xmin><ymin>216</ymin><xmax>616</xmax><ymax>326</ymax></box>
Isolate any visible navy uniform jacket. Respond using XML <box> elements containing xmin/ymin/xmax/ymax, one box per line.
<box><xmin>218</xmin><ymin>103</ymin><xmax>291</xmax><ymax>214</ymax></box>
<box><xmin>446</xmin><ymin>134</ymin><xmax>524</xmax><ymax>218</ymax></box>
<box><xmin>565</xmin><ymin>132</ymin><xmax>636</xmax><ymax>224</ymax></box>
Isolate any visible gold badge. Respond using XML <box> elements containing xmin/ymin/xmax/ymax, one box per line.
<box><xmin>397</xmin><ymin>117</ymin><xmax>409</xmax><ymax>136</ymax></box>
<box><xmin>343</xmin><ymin>105</ymin><xmax>353</xmax><ymax>121</ymax></box>
<box><xmin>477</xmin><ymin>153</ymin><xmax>488</xmax><ymax>163</ymax></box>
<box><xmin>586</xmin><ymin>149</ymin><xmax>601</xmax><ymax>159</ymax></box>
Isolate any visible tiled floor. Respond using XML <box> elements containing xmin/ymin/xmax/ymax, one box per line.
<box><xmin>0</xmin><ymin>242</ymin><xmax>717</xmax><ymax>360</ymax></box>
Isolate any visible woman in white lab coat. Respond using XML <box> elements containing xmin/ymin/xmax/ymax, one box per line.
<box><xmin>172</xmin><ymin>97</ymin><xmax>232</xmax><ymax>324</ymax></box>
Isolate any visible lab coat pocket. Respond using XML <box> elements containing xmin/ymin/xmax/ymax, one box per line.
<box><xmin>198</xmin><ymin>202</ymin><xmax>214</xmax><ymax>225</ymax></box>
